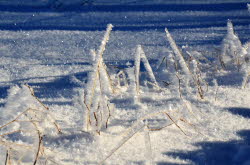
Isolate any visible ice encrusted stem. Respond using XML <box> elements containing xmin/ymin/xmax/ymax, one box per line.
<box><xmin>241</xmin><ymin>46</ymin><xmax>250</xmax><ymax>88</ymax></box>
<box><xmin>139</xmin><ymin>45</ymin><xmax>159</xmax><ymax>88</ymax></box>
<box><xmin>84</xmin><ymin>24</ymin><xmax>113</xmax><ymax>131</ymax></box>
<box><xmin>135</xmin><ymin>45</ymin><xmax>141</xmax><ymax>93</ymax></box>
<box><xmin>99</xmin><ymin>110</ymin><xmax>186</xmax><ymax>164</ymax></box>
<box><xmin>85</xmin><ymin>24</ymin><xmax>113</xmax><ymax>108</ymax></box>
<box><xmin>165</xmin><ymin>28</ymin><xmax>190</xmax><ymax>76</ymax></box>
<box><xmin>127</xmin><ymin>67</ymin><xmax>140</xmax><ymax>104</ymax></box>
<box><xmin>165</xmin><ymin>28</ymin><xmax>199</xmax><ymax>97</ymax></box>
<box><xmin>242</xmin><ymin>72</ymin><xmax>250</xmax><ymax>89</ymax></box>
<box><xmin>144</xmin><ymin>122</ymin><xmax>153</xmax><ymax>165</ymax></box>
<box><xmin>135</xmin><ymin>45</ymin><xmax>159</xmax><ymax>90</ymax></box>
<box><xmin>221</xmin><ymin>20</ymin><xmax>246</xmax><ymax>70</ymax></box>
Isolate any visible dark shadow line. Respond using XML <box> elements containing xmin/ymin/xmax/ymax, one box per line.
<box><xmin>0</xmin><ymin>21</ymin><xmax>250</xmax><ymax>31</ymax></box>
<box><xmin>0</xmin><ymin>3</ymin><xmax>248</xmax><ymax>13</ymax></box>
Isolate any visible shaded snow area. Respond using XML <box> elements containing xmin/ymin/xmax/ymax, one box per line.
<box><xmin>0</xmin><ymin>1</ymin><xmax>250</xmax><ymax>165</ymax></box>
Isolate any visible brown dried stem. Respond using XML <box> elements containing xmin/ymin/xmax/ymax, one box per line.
<box><xmin>163</xmin><ymin>112</ymin><xmax>187</xmax><ymax>136</ymax></box>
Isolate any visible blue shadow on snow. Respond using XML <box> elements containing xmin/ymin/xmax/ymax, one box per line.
<box><xmin>159</xmin><ymin>130</ymin><xmax>250</xmax><ymax>165</ymax></box>
<box><xmin>225</xmin><ymin>107</ymin><xmax>250</xmax><ymax>119</ymax></box>
<box><xmin>0</xmin><ymin>3</ymin><xmax>248</xmax><ymax>12</ymax></box>
<box><xmin>0</xmin><ymin>2</ymin><xmax>249</xmax><ymax>31</ymax></box>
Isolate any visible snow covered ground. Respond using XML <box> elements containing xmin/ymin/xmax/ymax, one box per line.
<box><xmin>0</xmin><ymin>1</ymin><xmax>250</xmax><ymax>165</ymax></box>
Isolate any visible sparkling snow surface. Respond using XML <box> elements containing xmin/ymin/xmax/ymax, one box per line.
<box><xmin>0</xmin><ymin>1</ymin><xmax>250</xmax><ymax>165</ymax></box>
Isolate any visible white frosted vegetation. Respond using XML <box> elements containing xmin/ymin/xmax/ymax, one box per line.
<box><xmin>165</xmin><ymin>28</ymin><xmax>206</xmax><ymax>99</ymax></box>
<box><xmin>0</xmin><ymin>85</ymin><xmax>61</xmax><ymax>164</ymax></box>
<box><xmin>83</xmin><ymin>24</ymin><xmax>114</xmax><ymax>133</ymax></box>
<box><xmin>134</xmin><ymin>45</ymin><xmax>160</xmax><ymax>92</ymax></box>
<box><xmin>0</xmin><ymin>10</ymin><xmax>250</xmax><ymax>164</ymax></box>
<box><xmin>220</xmin><ymin>20</ymin><xmax>247</xmax><ymax>70</ymax></box>
<box><xmin>165</xmin><ymin>28</ymin><xmax>190</xmax><ymax>76</ymax></box>
<box><xmin>242</xmin><ymin>42</ymin><xmax>250</xmax><ymax>88</ymax></box>
<box><xmin>143</xmin><ymin>123</ymin><xmax>153</xmax><ymax>165</ymax></box>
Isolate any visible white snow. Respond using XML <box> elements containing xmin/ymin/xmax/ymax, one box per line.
<box><xmin>0</xmin><ymin>0</ymin><xmax>250</xmax><ymax>165</ymax></box>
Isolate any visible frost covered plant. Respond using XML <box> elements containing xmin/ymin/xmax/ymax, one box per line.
<box><xmin>220</xmin><ymin>20</ymin><xmax>246</xmax><ymax>70</ymax></box>
<box><xmin>186</xmin><ymin>52</ymin><xmax>207</xmax><ymax>99</ymax></box>
<box><xmin>165</xmin><ymin>28</ymin><xmax>190</xmax><ymax>76</ymax></box>
<box><xmin>99</xmin><ymin>109</ymin><xmax>198</xmax><ymax>165</ymax></box>
<box><xmin>165</xmin><ymin>28</ymin><xmax>206</xmax><ymax>99</ymax></box>
<box><xmin>83</xmin><ymin>24</ymin><xmax>115</xmax><ymax>134</ymax></box>
<box><xmin>0</xmin><ymin>85</ymin><xmax>61</xmax><ymax>164</ymax></box>
<box><xmin>156</xmin><ymin>50</ymin><xmax>178</xmax><ymax>87</ymax></box>
<box><xmin>242</xmin><ymin>42</ymin><xmax>250</xmax><ymax>88</ymax></box>
<box><xmin>124</xmin><ymin>45</ymin><xmax>161</xmax><ymax>106</ymax></box>
<box><xmin>134</xmin><ymin>45</ymin><xmax>160</xmax><ymax>92</ymax></box>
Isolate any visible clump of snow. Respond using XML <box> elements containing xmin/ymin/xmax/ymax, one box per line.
<box><xmin>0</xmin><ymin>85</ymin><xmax>62</xmax><ymax>164</ymax></box>
<box><xmin>220</xmin><ymin>20</ymin><xmax>247</xmax><ymax>70</ymax></box>
<box><xmin>0</xmin><ymin>3</ymin><xmax>250</xmax><ymax>164</ymax></box>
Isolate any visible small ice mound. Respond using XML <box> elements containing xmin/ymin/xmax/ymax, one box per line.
<box><xmin>221</xmin><ymin>20</ymin><xmax>246</xmax><ymax>70</ymax></box>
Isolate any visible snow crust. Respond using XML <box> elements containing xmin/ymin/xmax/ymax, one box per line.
<box><xmin>0</xmin><ymin>1</ymin><xmax>250</xmax><ymax>165</ymax></box>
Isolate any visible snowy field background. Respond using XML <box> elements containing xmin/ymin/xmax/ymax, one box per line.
<box><xmin>0</xmin><ymin>0</ymin><xmax>250</xmax><ymax>165</ymax></box>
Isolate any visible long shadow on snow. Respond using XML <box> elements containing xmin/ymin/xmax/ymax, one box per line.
<box><xmin>28</xmin><ymin>71</ymin><xmax>88</xmax><ymax>100</ymax></box>
<box><xmin>0</xmin><ymin>3</ymin><xmax>249</xmax><ymax>31</ymax></box>
<box><xmin>0</xmin><ymin>71</ymin><xmax>88</xmax><ymax>106</ymax></box>
<box><xmin>0</xmin><ymin>86</ymin><xmax>10</xmax><ymax>107</ymax></box>
<box><xmin>225</xmin><ymin>107</ymin><xmax>250</xmax><ymax>119</ymax></box>
<box><xmin>0</xmin><ymin>86</ymin><xmax>9</xmax><ymax>99</ymax></box>
<box><xmin>216</xmin><ymin>72</ymin><xmax>244</xmax><ymax>86</ymax></box>
<box><xmin>44</xmin><ymin>131</ymin><xmax>94</xmax><ymax>148</ymax></box>
<box><xmin>159</xmin><ymin>130</ymin><xmax>250</xmax><ymax>165</ymax></box>
<box><xmin>0</xmin><ymin>3</ymin><xmax>247</xmax><ymax>13</ymax></box>
<box><xmin>1</xmin><ymin>19</ymin><xmax>250</xmax><ymax>32</ymax></box>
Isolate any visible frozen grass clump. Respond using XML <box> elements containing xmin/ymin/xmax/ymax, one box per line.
<box><xmin>242</xmin><ymin>42</ymin><xmax>250</xmax><ymax>88</ymax></box>
<box><xmin>165</xmin><ymin>28</ymin><xmax>207</xmax><ymax>99</ymax></box>
<box><xmin>83</xmin><ymin>24</ymin><xmax>115</xmax><ymax>133</ymax></box>
<box><xmin>0</xmin><ymin>85</ymin><xmax>61</xmax><ymax>164</ymax></box>
<box><xmin>220</xmin><ymin>20</ymin><xmax>246</xmax><ymax>71</ymax></box>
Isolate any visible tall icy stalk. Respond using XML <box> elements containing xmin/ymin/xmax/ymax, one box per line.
<box><xmin>165</xmin><ymin>28</ymin><xmax>190</xmax><ymax>76</ymax></box>
<box><xmin>220</xmin><ymin>20</ymin><xmax>246</xmax><ymax>70</ymax></box>
<box><xmin>242</xmin><ymin>42</ymin><xmax>250</xmax><ymax>88</ymax></box>
<box><xmin>135</xmin><ymin>45</ymin><xmax>159</xmax><ymax>91</ymax></box>
<box><xmin>144</xmin><ymin>122</ymin><xmax>153</xmax><ymax>165</ymax></box>
<box><xmin>135</xmin><ymin>46</ymin><xmax>141</xmax><ymax>93</ymax></box>
<box><xmin>127</xmin><ymin>67</ymin><xmax>140</xmax><ymax>104</ymax></box>
<box><xmin>165</xmin><ymin>28</ymin><xmax>194</xmax><ymax>96</ymax></box>
<box><xmin>84</xmin><ymin>24</ymin><xmax>114</xmax><ymax>132</ymax></box>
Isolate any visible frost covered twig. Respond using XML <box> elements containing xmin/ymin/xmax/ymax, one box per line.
<box><xmin>84</xmin><ymin>24</ymin><xmax>115</xmax><ymax>133</ymax></box>
<box><xmin>25</xmin><ymin>84</ymin><xmax>62</xmax><ymax>134</ymax></box>
<box><xmin>5</xmin><ymin>149</ymin><xmax>10</xmax><ymax>165</ymax></box>
<box><xmin>242</xmin><ymin>74</ymin><xmax>250</xmax><ymax>89</ymax></box>
<box><xmin>165</xmin><ymin>28</ymin><xmax>206</xmax><ymax>99</ymax></box>
<box><xmin>144</xmin><ymin>124</ymin><xmax>153</xmax><ymax>165</ymax></box>
<box><xmin>165</xmin><ymin>28</ymin><xmax>190</xmax><ymax>76</ymax></box>
<box><xmin>135</xmin><ymin>45</ymin><xmax>160</xmax><ymax>92</ymax></box>
<box><xmin>100</xmin><ymin>110</ymin><xmax>193</xmax><ymax>164</ymax></box>
<box><xmin>31</xmin><ymin>121</ymin><xmax>43</xmax><ymax>165</ymax></box>
<box><xmin>0</xmin><ymin>85</ymin><xmax>62</xmax><ymax>164</ymax></box>
<box><xmin>220</xmin><ymin>20</ymin><xmax>246</xmax><ymax>70</ymax></box>
<box><xmin>163</xmin><ymin>112</ymin><xmax>187</xmax><ymax>136</ymax></box>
